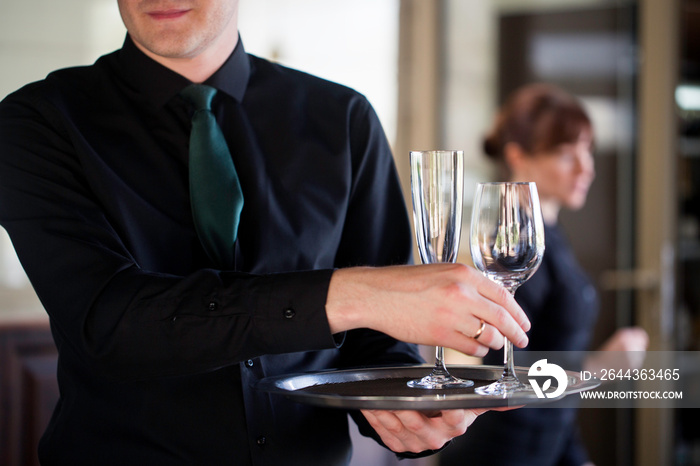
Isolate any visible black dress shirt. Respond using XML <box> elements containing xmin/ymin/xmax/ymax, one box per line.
<box><xmin>0</xmin><ymin>35</ymin><xmax>422</xmax><ymax>465</ymax></box>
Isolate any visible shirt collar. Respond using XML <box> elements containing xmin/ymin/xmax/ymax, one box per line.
<box><xmin>117</xmin><ymin>34</ymin><xmax>251</xmax><ymax>108</ymax></box>
<box><xmin>204</xmin><ymin>36</ymin><xmax>250</xmax><ymax>103</ymax></box>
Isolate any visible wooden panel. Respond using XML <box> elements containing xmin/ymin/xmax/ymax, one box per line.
<box><xmin>0</xmin><ymin>323</ymin><xmax>58</xmax><ymax>466</ymax></box>
<box><xmin>635</xmin><ymin>0</ymin><xmax>679</xmax><ymax>464</ymax></box>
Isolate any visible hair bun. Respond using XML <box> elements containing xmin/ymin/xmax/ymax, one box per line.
<box><xmin>482</xmin><ymin>132</ymin><xmax>500</xmax><ymax>159</ymax></box>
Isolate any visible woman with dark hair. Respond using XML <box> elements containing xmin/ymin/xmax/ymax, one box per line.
<box><xmin>440</xmin><ymin>83</ymin><xmax>648</xmax><ymax>466</ymax></box>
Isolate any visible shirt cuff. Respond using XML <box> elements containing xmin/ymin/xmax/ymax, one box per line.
<box><xmin>254</xmin><ymin>269</ymin><xmax>339</xmax><ymax>355</ymax></box>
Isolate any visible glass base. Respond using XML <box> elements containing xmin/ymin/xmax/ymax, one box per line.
<box><xmin>407</xmin><ymin>372</ymin><xmax>474</xmax><ymax>389</ymax></box>
<box><xmin>475</xmin><ymin>375</ymin><xmax>533</xmax><ymax>396</ymax></box>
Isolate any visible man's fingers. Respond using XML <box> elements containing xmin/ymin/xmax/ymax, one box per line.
<box><xmin>471</xmin><ymin>290</ymin><xmax>529</xmax><ymax>348</ymax></box>
<box><xmin>362</xmin><ymin>410</ymin><xmax>426</xmax><ymax>453</ymax></box>
<box><xmin>360</xmin><ymin>408</ymin><xmax>500</xmax><ymax>455</ymax></box>
<box><xmin>436</xmin><ymin>409</ymin><xmax>472</xmax><ymax>432</ymax></box>
<box><xmin>454</xmin><ymin>316</ymin><xmax>504</xmax><ymax>351</ymax></box>
<box><xmin>361</xmin><ymin>409</ymin><xmax>465</xmax><ymax>453</ymax></box>
<box><xmin>390</xmin><ymin>410</ymin><xmax>460</xmax><ymax>451</ymax></box>
<box><xmin>475</xmin><ymin>273</ymin><xmax>531</xmax><ymax>331</ymax></box>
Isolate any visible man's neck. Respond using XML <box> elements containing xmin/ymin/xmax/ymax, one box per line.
<box><xmin>132</xmin><ymin>29</ymin><xmax>239</xmax><ymax>83</ymax></box>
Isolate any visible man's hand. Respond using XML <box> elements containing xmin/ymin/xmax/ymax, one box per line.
<box><xmin>326</xmin><ymin>263</ymin><xmax>530</xmax><ymax>357</ymax></box>
<box><xmin>361</xmin><ymin>409</ymin><xmax>483</xmax><ymax>453</ymax></box>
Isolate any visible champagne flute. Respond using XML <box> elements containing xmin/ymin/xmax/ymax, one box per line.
<box><xmin>470</xmin><ymin>182</ymin><xmax>545</xmax><ymax>395</ymax></box>
<box><xmin>407</xmin><ymin>150</ymin><xmax>474</xmax><ymax>389</ymax></box>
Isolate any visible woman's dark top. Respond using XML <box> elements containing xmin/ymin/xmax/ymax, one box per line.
<box><xmin>440</xmin><ymin>223</ymin><xmax>599</xmax><ymax>466</ymax></box>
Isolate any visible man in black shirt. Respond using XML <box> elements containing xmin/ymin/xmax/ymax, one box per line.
<box><xmin>0</xmin><ymin>1</ymin><xmax>530</xmax><ymax>464</ymax></box>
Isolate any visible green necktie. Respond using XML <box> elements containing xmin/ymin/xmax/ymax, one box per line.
<box><xmin>181</xmin><ymin>84</ymin><xmax>243</xmax><ymax>268</ymax></box>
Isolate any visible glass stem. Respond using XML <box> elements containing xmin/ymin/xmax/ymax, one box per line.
<box><xmin>434</xmin><ymin>346</ymin><xmax>448</xmax><ymax>374</ymax></box>
<box><xmin>502</xmin><ymin>338</ymin><xmax>517</xmax><ymax>379</ymax></box>
<box><xmin>502</xmin><ymin>285</ymin><xmax>519</xmax><ymax>381</ymax></box>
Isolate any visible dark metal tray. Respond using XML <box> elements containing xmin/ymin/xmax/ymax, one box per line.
<box><xmin>257</xmin><ymin>364</ymin><xmax>600</xmax><ymax>410</ymax></box>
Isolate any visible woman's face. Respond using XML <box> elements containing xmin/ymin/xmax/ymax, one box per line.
<box><xmin>520</xmin><ymin>130</ymin><xmax>595</xmax><ymax>211</ymax></box>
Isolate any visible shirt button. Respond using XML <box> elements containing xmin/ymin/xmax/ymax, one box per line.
<box><xmin>208</xmin><ymin>301</ymin><xmax>218</xmax><ymax>311</ymax></box>
<box><xmin>256</xmin><ymin>436</ymin><xmax>266</xmax><ymax>446</ymax></box>
<box><xmin>283</xmin><ymin>308</ymin><xmax>296</xmax><ymax>319</ymax></box>
<box><xmin>246</xmin><ymin>359</ymin><xmax>254</xmax><ymax>367</ymax></box>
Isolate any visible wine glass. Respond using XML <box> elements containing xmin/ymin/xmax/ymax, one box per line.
<box><xmin>407</xmin><ymin>150</ymin><xmax>474</xmax><ymax>389</ymax></box>
<box><xmin>470</xmin><ymin>182</ymin><xmax>545</xmax><ymax>395</ymax></box>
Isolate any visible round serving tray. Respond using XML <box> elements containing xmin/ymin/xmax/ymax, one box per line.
<box><xmin>257</xmin><ymin>364</ymin><xmax>600</xmax><ymax>410</ymax></box>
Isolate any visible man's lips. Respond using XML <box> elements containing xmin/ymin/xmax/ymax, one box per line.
<box><xmin>147</xmin><ymin>9</ymin><xmax>191</xmax><ymax>20</ymax></box>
